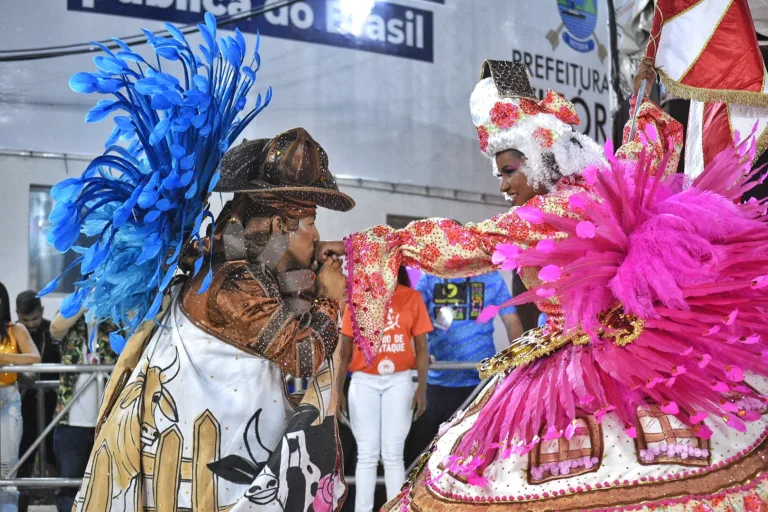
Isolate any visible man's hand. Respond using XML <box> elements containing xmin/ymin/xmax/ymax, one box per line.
<box><xmin>315</xmin><ymin>241</ymin><xmax>345</xmax><ymax>265</ymax></box>
<box><xmin>315</xmin><ymin>256</ymin><xmax>346</xmax><ymax>301</ymax></box>
<box><xmin>337</xmin><ymin>391</ymin><xmax>348</xmax><ymax>417</ymax></box>
<box><xmin>633</xmin><ymin>58</ymin><xmax>657</xmax><ymax>96</ymax></box>
<box><xmin>412</xmin><ymin>388</ymin><xmax>427</xmax><ymax>419</ymax></box>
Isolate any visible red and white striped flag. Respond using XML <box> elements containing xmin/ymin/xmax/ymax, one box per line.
<box><xmin>645</xmin><ymin>0</ymin><xmax>768</xmax><ymax>178</ymax></box>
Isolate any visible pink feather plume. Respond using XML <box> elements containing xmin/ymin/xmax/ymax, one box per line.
<box><xmin>458</xmin><ymin>136</ymin><xmax>768</xmax><ymax>480</ymax></box>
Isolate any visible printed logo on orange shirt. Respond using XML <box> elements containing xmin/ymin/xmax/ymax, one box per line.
<box><xmin>381</xmin><ymin>307</ymin><xmax>407</xmax><ymax>354</ymax></box>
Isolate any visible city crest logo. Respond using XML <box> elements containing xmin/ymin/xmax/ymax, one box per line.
<box><xmin>546</xmin><ymin>0</ymin><xmax>607</xmax><ymax>62</ymax></box>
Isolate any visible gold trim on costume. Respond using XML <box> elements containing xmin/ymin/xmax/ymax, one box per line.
<box><xmin>478</xmin><ymin>306</ymin><xmax>644</xmax><ymax>379</ymax></box>
<box><xmin>478</xmin><ymin>328</ymin><xmax>586</xmax><ymax>379</ymax></box>
<box><xmin>399</xmin><ymin>426</ymin><xmax>768</xmax><ymax>511</ymax></box>
<box><xmin>664</xmin><ymin>0</ymin><xmax>705</xmax><ymax>25</ymax></box>
<box><xmin>658</xmin><ymin>69</ymin><xmax>768</xmax><ymax>107</ymax></box>
<box><xmin>608</xmin><ymin>306</ymin><xmax>645</xmax><ymax>347</ymax></box>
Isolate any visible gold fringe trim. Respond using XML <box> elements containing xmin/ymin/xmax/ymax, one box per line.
<box><xmin>659</xmin><ymin>69</ymin><xmax>768</xmax><ymax>108</ymax></box>
<box><xmin>477</xmin><ymin>306</ymin><xmax>644</xmax><ymax>379</ymax></box>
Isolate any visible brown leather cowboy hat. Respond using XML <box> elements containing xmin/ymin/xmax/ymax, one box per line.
<box><xmin>214</xmin><ymin>127</ymin><xmax>355</xmax><ymax>212</ymax></box>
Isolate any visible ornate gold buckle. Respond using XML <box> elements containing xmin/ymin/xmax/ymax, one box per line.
<box><xmin>477</xmin><ymin>305</ymin><xmax>643</xmax><ymax>379</ymax></box>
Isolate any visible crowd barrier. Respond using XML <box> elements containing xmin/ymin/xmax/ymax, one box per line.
<box><xmin>0</xmin><ymin>361</ymin><xmax>485</xmax><ymax>489</ymax></box>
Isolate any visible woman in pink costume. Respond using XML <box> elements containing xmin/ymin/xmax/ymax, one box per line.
<box><xmin>320</xmin><ymin>60</ymin><xmax>768</xmax><ymax>511</ymax></box>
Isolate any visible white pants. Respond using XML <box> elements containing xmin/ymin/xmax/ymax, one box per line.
<box><xmin>349</xmin><ymin>371</ymin><xmax>414</xmax><ymax>512</ymax></box>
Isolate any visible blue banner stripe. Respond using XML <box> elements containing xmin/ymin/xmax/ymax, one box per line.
<box><xmin>67</xmin><ymin>0</ymin><xmax>434</xmax><ymax>63</ymax></box>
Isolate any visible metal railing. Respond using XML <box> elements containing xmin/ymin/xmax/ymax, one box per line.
<box><xmin>0</xmin><ymin>364</ymin><xmax>110</xmax><ymax>488</ymax></box>
<box><xmin>0</xmin><ymin>361</ymin><xmax>486</xmax><ymax>490</ymax></box>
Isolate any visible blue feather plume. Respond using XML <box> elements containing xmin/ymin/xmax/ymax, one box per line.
<box><xmin>42</xmin><ymin>13</ymin><xmax>272</xmax><ymax>353</ymax></box>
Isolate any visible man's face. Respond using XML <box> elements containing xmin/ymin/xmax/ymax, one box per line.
<box><xmin>284</xmin><ymin>216</ymin><xmax>320</xmax><ymax>270</ymax></box>
<box><xmin>18</xmin><ymin>308</ymin><xmax>44</xmax><ymax>334</ymax></box>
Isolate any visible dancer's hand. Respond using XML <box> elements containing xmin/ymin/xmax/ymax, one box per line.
<box><xmin>315</xmin><ymin>241</ymin><xmax>345</xmax><ymax>264</ymax></box>
<box><xmin>633</xmin><ymin>58</ymin><xmax>657</xmax><ymax>96</ymax></box>
<box><xmin>316</xmin><ymin>256</ymin><xmax>346</xmax><ymax>301</ymax></box>
<box><xmin>412</xmin><ymin>388</ymin><xmax>427</xmax><ymax>419</ymax></box>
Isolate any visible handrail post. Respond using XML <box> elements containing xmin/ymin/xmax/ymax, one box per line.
<box><xmin>36</xmin><ymin>383</ymin><xmax>45</xmax><ymax>475</ymax></box>
<box><xmin>8</xmin><ymin>374</ymin><xmax>97</xmax><ymax>477</ymax></box>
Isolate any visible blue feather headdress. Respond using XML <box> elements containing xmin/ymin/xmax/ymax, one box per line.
<box><xmin>41</xmin><ymin>13</ymin><xmax>271</xmax><ymax>353</ymax></box>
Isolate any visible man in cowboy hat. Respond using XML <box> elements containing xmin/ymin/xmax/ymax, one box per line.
<box><xmin>73</xmin><ymin>128</ymin><xmax>354</xmax><ymax>512</ymax></box>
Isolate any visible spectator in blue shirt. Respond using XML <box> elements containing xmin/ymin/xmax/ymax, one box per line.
<box><xmin>416</xmin><ymin>272</ymin><xmax>522</xmax><ymax>438</ymax></box>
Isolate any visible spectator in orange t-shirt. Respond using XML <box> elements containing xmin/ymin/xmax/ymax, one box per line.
<box><xmin>337</xmin><ymin>267</ymin><xmax>432</xmax><ymax>512</ymax></box>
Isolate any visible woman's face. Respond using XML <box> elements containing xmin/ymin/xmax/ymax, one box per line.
<box><xmin>495</xmin><ymin>149</ymin><xmax>540</xmax><ymax>207</ymax></box>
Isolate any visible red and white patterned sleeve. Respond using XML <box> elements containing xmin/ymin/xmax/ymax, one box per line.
<box><xmin>344</xmin><ymin>188</ymin><xmax>579</xmax><ymax>364</ymax></box>
<box><xmin>616</xmin><ymin>96</ymin><xmax>684</xmax><ymax>178</ymax></box>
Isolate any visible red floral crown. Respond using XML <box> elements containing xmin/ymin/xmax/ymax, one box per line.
<box><xmin>489</xmin><ymin>90</ymin><xmax>579</xmax><ymax>129</ymax></box>
<box><xmin>477</xmin><ymin>90</ymin><xmax>580</xmax><ymax>153</ymax></box>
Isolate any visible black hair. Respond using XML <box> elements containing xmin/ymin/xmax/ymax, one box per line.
<box><xmin>0</xmin><ymin>283</ymin><xmax>10</xmax><ymax>341</ymax></box>
<box><xmin>16</xmin><ymin>290</ymin><xmax>42</xmax><ymax>315</ymax></box>
<box><xmin>397</xmin><ymin>267</ymin><xmax>412</xmax><ymax>288</ymax></box>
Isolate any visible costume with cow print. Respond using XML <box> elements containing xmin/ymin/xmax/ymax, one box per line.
<box><xmin>46</xmin><ymin>15</ymin><xmax>355</xmax><ymax>512</ymax></box>
<box><xmin>74</xmin><ymin>127</ymin><xmax>355</xmax><ymax>512</ymax></box>
<box><xmin>341</xmin><ymin>61</ymin><xmax>768</xmax><ymax>511</ymax></box>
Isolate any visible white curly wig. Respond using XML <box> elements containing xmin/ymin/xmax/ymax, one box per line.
<box><xmin>470</xmin><ymin>74</ymin><xmax>605</xmax><ymax>191</ymax></box>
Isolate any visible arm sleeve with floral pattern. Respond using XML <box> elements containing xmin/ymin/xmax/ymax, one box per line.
<box><xmin>211</xmin><ymin>267</ymin><xmax>340</xmax><ymax>378</ymax></box>
<box><xmin>343</xmin><ymin>196</ymin><xmax>575</xmax><ymax>363</ymax></box>
<box><xmin>616</xmin><ymin>96</ymin><xmax>684</xmax><ymax>178</ymax></box>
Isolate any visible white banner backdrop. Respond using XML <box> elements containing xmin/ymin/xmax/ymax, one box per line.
<box><xmin>509</xmin><ymin>0</ymin><xmax>615</xmax><ymax>143</ymax></box>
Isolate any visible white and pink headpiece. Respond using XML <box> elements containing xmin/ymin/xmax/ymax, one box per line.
<box><xmin>470</xmin><ymin>60</ymin><xmax>604</xmax><ymax>190</ymax></box>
